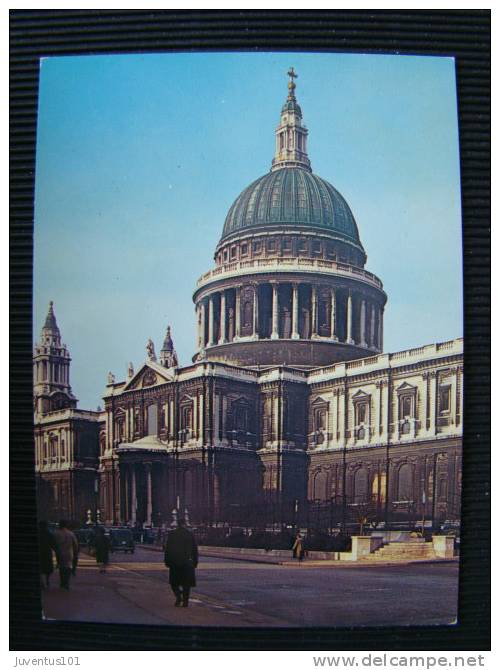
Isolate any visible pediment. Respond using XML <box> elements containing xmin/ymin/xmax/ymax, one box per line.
<box><xmin>352</xmin><ymin>389</ymin><xmax>370</xmax><ymax>400</ymax></box>
<box><xmin>311</xmin><ymin>395</ymin><xmax>329</xmax><ymax>406</ymax></box>
<box><xmin>123</xmin><ymin>361</ymin><xmax>173</xmax><ymax>392</ymax></box>
<box><xmin>396</xmin><ymin>382</ymin><xmax>416</xmax><ymax>393</ymax></box>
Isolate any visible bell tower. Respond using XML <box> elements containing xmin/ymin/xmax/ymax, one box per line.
<box><xmin>159</xmin><ymin>325</ymin><xmax>179</xmax><ymax>368</ymax></box>
<box><xmin>33</xmin><ymin>301</ymin><xmax>77</xmax><ymax>416</ymax></box>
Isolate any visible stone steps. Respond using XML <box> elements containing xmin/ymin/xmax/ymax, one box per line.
<box><xmin>360</xmin><ymin>541</ymin><xmax>437</xmax><ymax>561</ymax></box>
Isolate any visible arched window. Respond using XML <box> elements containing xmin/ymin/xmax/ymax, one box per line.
<box><xmin>311</xmin><ymin>398</ymin><xmax>329</xmax><ymax>445</ymax></box>
<box><xmin>313</xmin><ymin>470</ymin><xmax>328</xmax><ymax>501</ymax></box>
<box><xmin>397</xmin><ymin>464</ymin><xmax>413</xmax><ymax>501</ymax></box>
<box><xmin>372</xmin><ymin>471</ymin><xmax>386</xmax><ymax>502</ymax></box>
<box><xmin>243</xmin><ymin>300</ymin><xmax>252</xmax><ymax>328</ymax></box>
<box><xmin>146</xmin><ymin>404</ymin><xmax>158</xmax><ymax>437</ymax></box>
<box><xmin>438</xmin><ymin>477</ymin><xmax>448</xmax><ymax>501</ymax></box>
<box><xmin>115</xmin><ymin>416</ymin><xmax>125</xmax><ymax>441</ymax></box>
<box><xmin>49</xmin><ymin>435</ymin><xmax>58</xmax><ymax>461</ymax></box>
<box><xmin>353</xmin><ymin>468</ymin><xmax>369</xmax><ymax>503</ymax></box>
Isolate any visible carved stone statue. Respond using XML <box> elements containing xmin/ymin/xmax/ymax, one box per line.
<box><xmin>107</xmin><ymin>371</ymin><xmax>115</xmax><ymax>385</ymax></box>
<box><xmin>196</xmin><ymin>346</ymin><xmax>207</xmax><ymax>362</ymax></box>
<box><xmin>146</xmin><ymin>338</ymin><xmax>157</xmax><ymax>362</ymax></box>
<box><xmin>128</xmin><ymin>362</ymin><xmax>134</xmax><ymax>378</ymax></box>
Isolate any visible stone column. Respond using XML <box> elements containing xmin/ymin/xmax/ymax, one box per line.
<box><xmin>124</xmin><ymin>467</ymin><xmax>130</xmax><ymax>522</ymax></box>
<box><xmin>370</xmin><ymin>303</ymin><xmax>376</xmax><ymax>348</ymax></box>
<box><xmin>131</xmin><ymin>465</ymin><xmax>137</xmax><ymax>525</ymax></box>
<box><xmin>199</xmin><ymin>301</ymin><xmax>206</xmax><ymax>348</ymax></box>
<box><xmin>330</xmin><ymin>288</ymin><xmax>338</xmax><ymax>340</ymax></box>
<box><xmin>378</xmin><ymin>307</ymin><xmax>383</xmax><ymax>351</ymax></box>
<box><xmin>208</xmin><ymin>295</ymin><xmax>215</xmax><ymax>346</ymax></box>
<box><xmin>360</xmin><ymin>299</ymin><xmax>367</xmax><ymax>347</ymax></box>
<box><xmin>429</xmin><ymin>371</ymin><xmax>438</xmax><ymax>436</ymax></box>
<box><xmin>311</xmin><ymin>285</ymin><xmax>318</xmax><ymax>337</ymax></box>
<box><xmin>218</xmin><ymin>291</ymin><xmax>226</xmax><ymax>344</ymax></box>
<box><xmin>458</xmin><ymin>366</ymin><xmax>463</xmax><ymax>427</ymax></box>
<box><xmin>235</xmin><ymin>286</ymin><xmax>241</xmax><ymax>340</ymax></box>
<box><xmin>271</xmin><ymin>282</ymin><xmax>279</xmax><ymax>339</ymax></box>
<box><xmin>222</xmin><ymin>395</ymin><xmax>228</xmax><ymax>444</ymax></box>
<box><xmin>193</xmin><ymin>393</ymin><xmax>198</xmax><ymax>437</ymax></box>
<box><xmin>291</xmin><ymin>283</ymin><xmax>299</xmax><ymax>339</ymax></box>
<box><xmin>145</xmin><ymin>463</ymin><xmax>152</xmax><ymax>526</ymax></box>
<box><xmin>346</xmin><ymin>290</ymin><xmax>354</xmax><ymax>344</ymax></box>
<box><xmin>252</xmin><ymin>283</ymin><xmax>259</xmax><ymax>339</ymax></box>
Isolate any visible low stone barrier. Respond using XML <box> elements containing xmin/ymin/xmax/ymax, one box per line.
<box><xmin>199</xmin><ymin>545</ymin><xmax>337</xmax><ymax>561</ymax></box>
<box><xmin>348</xmin><ymin>536</ymin><xmax>385</xmax><ymax>560</ymax></box>
<box><xmin>432</xmin><ymin>535</ymin><xmax>455</xmax><ymax>559</ymax></box>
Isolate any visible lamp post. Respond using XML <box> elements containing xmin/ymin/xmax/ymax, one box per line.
<box><xmin>421</xmin><ymin>489</ymin><xmax>426</xmax><ymax>535</ymax></box>
<box><xmin>94</xmin><ymin>475</ymin><xmax>99</xmax><ymax>528</ymax></box>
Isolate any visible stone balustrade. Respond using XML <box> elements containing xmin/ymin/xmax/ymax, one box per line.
<box><xmin>196</xmin><ymin>257</ymin><xmax>384</xmax><ymax>290</ymax></box>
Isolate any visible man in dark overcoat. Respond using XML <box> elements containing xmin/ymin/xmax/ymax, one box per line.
<box><xmin>164</xmin><ymin>519</ymin><xmax>198</xmax><ymax>607</ymax></box>
<box><xmin>38</xmin><ymin>520</ymin><xmax>57</xmax><ymax>588</ymax></box>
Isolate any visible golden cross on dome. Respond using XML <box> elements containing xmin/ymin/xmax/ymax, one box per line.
<box><xmin>287</xmin><ymin>67</ymin><xmax>298</xmax><ymax>99</ymax></box>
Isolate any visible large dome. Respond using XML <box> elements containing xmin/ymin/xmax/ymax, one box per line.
<box><xmin>220</xmin><ymin>167</ymin><xmax>362</xmax><ymax>248</ymax></box>
<box><xmin>193</xmin><ymin>69</ymin><xmax>386</xmax><ymax>370</ymax></box>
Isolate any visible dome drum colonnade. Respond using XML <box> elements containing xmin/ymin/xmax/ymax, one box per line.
<box><xmin>194</xmin><ymin>274</ymin><xmax>384</xmax><ymax>352</ymax></box>
<box><xmin>193</xmin><ymin>68</ymin><xmax>386</xmax><ymax>368</ymax></box>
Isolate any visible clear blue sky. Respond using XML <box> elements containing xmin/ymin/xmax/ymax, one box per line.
<box><xmin>34</xmin><ymin>52</ymin><xmax>463</xmax><ymax>410</ymax></box>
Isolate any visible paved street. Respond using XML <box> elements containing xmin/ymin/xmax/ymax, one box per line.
<box><xmin>41</xmin><ymin>547</ymin><xmax>459</xmax><ymax>628</ymax></box>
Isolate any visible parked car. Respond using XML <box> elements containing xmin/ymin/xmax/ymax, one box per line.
<box><xmin>109</xmin><ymin>528</ymin><xmax>135</xmax><ymax>553</ymax></box>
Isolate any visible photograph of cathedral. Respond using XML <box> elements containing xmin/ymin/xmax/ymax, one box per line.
<box><xmin>32</xmin><ymin>52</ymin><xmax>463</xmax><ymax>626</ymax></box>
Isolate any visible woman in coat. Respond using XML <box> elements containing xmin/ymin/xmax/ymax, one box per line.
<box><xmin>292</xmin><ymin>533</ymin><xmax>305</xmax><ymax>561</ymax></box>
<box><xmin>94</xmin><ymin>527</ymin><xmax>111</xmax><ymax>573</ymax></box>
<box><xmin>38</xmin><ymin>521</ymin><xmax>56</xmax><ymax>589</ymax></box>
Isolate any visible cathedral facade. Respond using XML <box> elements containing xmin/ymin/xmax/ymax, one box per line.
<box><xmin>34</xmin><ymin>71</ymin><xmax>463</xmax><ymax>531</ymax></box>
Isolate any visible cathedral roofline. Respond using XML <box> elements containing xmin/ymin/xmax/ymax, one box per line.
<box><xmin>100</xmin><ymin>337</ymin><xmax>463</xmax><ymax>405</ymax></box>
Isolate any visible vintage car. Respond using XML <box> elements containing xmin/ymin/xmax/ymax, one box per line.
<box><xmin>109</xmin><ymin>527</ymin><xmax>135</xmax><ymax>553</ymax></box>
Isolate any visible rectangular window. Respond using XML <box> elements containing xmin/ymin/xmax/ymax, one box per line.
<box><xmin>313</xmin><ymin>240</ymin><xmax>322</xmax><ymax>254</ymax></box>
<box><xmin>357</xmin><ymin>403</ymin><xmax>367</xmax><ymax>424</ymax></box>
<box><xmin>267</xmin><ymin>239</ymin><xmax>276</xmax><ymax>251</ymax></box>
<box><xmin>253</xmin><ymin>241</ymin><xmax>261</xmax><ymax>254</ymax></box>
<box><xmin>400</xmin><ymin>394</ymin><xmax>413</xmax><ymax>418</ymax></box>
<box><xmin>241</xmin><ymin>243</ymin><xmax>248</xmax><ymax>256</ymax></box>
<box><xmin>439</xmin><ymin>385</ymin><xmax>451</xmax><ymax>413</ymax></box>
<box><xmin>230</xmin><ymin>246</ymin><xmax>237</xmax><ymax>259</ymax></box>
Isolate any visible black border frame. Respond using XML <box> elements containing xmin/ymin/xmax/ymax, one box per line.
<box><xmin>10</xmin><ymin>9</ymin><xmax>490</xmax><ymax>651</ymax></box>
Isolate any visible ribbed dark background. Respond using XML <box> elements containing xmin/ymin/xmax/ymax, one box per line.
<box><xmin>10</xmin><ymin>10</ymin><xmax>490</xmax><ymax>651</ymax></box>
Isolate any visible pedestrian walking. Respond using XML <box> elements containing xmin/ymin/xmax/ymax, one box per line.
<box><xmin>38</xmin><ymin>521</ymin><xmax>56</xmax><ymax>589</ymax></box>
<box><xmin>164</xmin><ymin>518</ymin><xmax>198</xmax><ymax>608</ymax></box>
<box><xmin>53</xmin><ymin>520</ymin><xmax>79</xmax><ymax>590</ymax></box>
<box><xmin>94</xmin><ymin>526</ymin><xmax>111</xmax><ymax>573</ymax></box>
<box><xmin>292</xmin><ymin>533</ymin><xmax>305</xmax><ymax>561</ymax></box>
